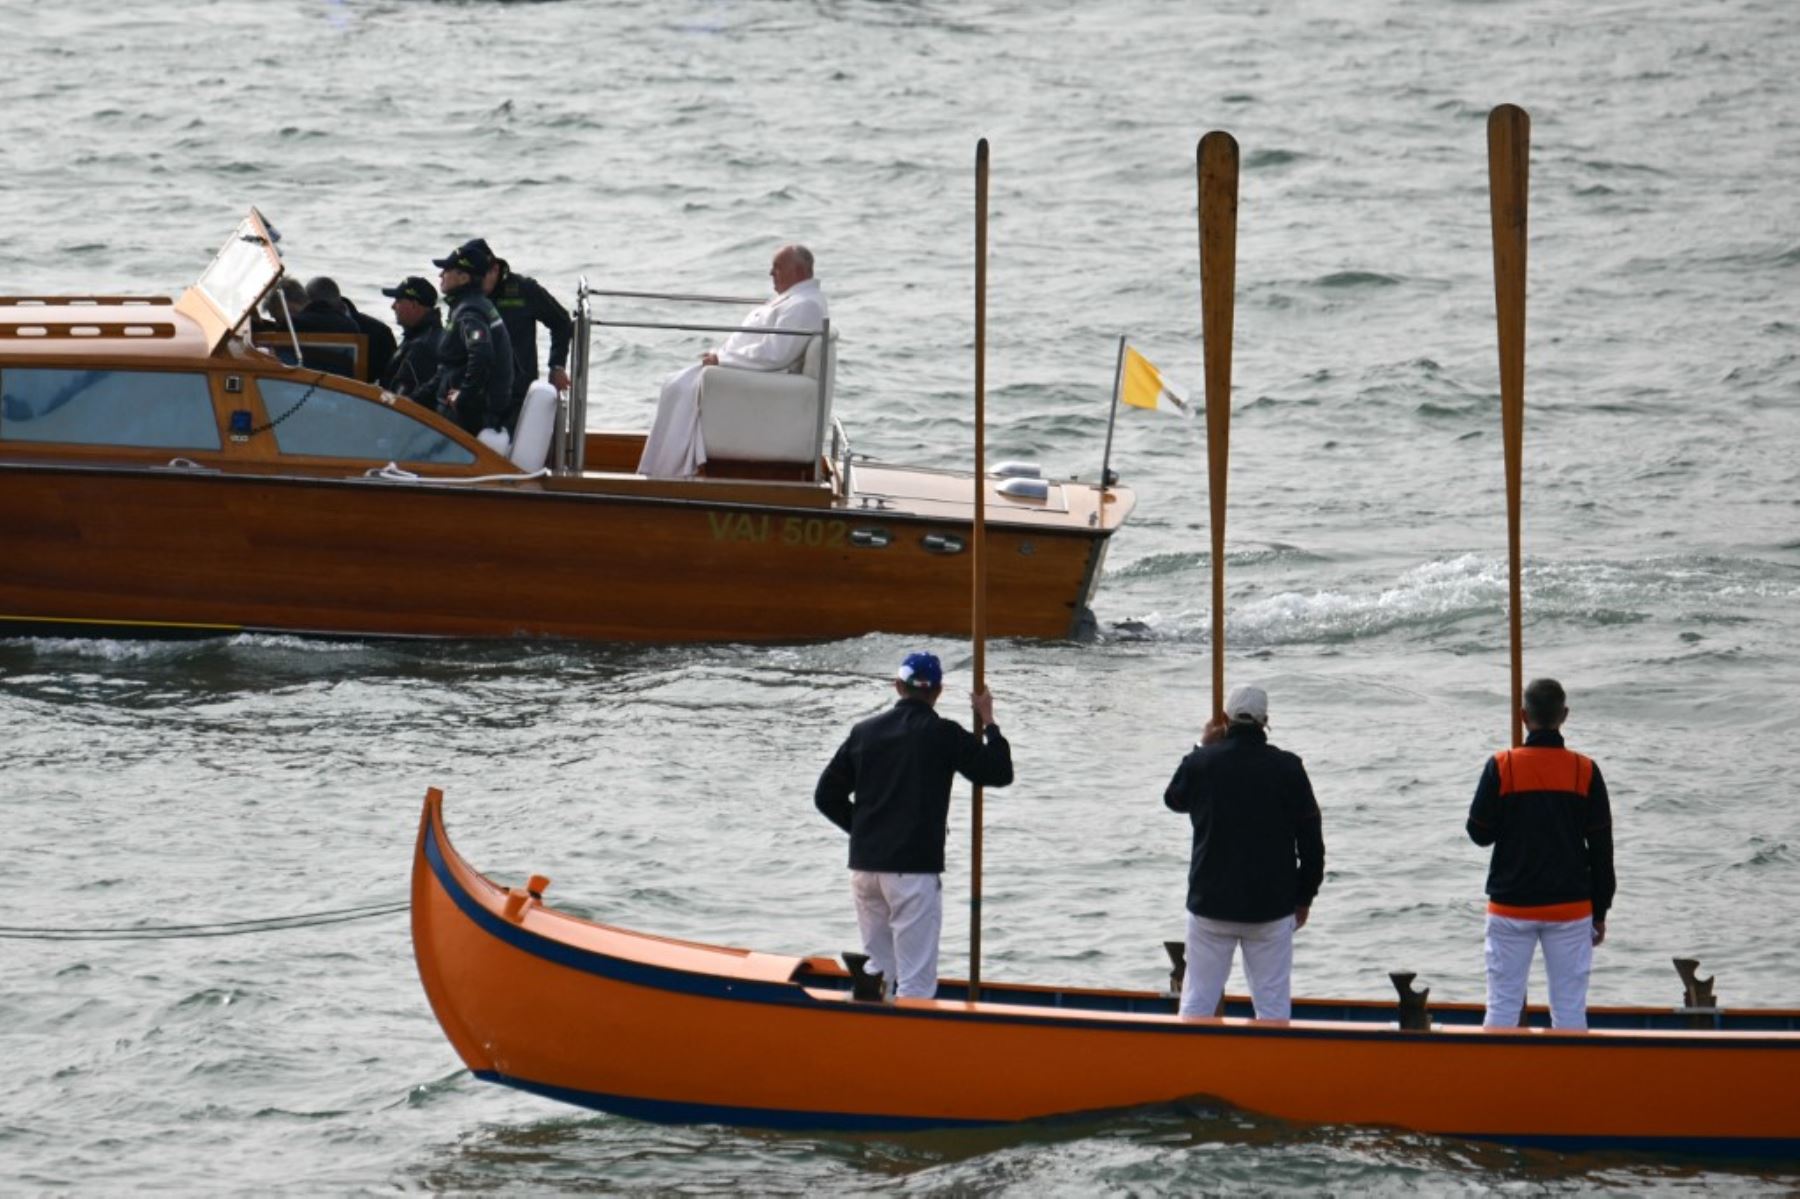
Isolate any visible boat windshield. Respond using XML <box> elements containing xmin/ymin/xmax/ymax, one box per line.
<box><xmin>181</xmin><ymin>209</ymin><xmax>283</xmax><ymax>353</ymax></box>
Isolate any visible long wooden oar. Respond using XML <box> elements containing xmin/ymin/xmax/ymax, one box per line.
<box><xmin>969</xmin><ymin>137</ymin><xmax>989</xmax><ymax>1003</ymax></box>
<box><xmin>1198</xmin><ymin>132</ymin><xmax>1239</xmax><ymax>721</ymax></box>
<box><xmin>1488</xmin><ymin>104</ymin><xmax>1529</xmax><ymax>748</ymax></box>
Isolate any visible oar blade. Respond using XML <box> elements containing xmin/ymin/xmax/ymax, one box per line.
<box><xmin>1198</xmin><ymin>130</ymin><xmax>1240</xmax><ymax>722</ymax></box>
<box><xmin>1488</xmin><ymin>104</ymin><xmax>1530</xmax><ymax>747</ymax></box>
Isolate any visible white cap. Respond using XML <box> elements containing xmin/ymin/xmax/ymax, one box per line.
<box><xmin>1225</xmin><ymin>684</ymin><xmax>1268</xmax><ymax>725</ymax></box>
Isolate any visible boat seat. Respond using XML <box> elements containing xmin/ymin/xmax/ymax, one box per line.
<box><xmin>697</xmin><ymin>326</ymin><xmax>836</xmax><ymax>468</ymax></box>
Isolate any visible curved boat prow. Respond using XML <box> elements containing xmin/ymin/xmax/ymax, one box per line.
<box><xmin>411</xmin><ymin>787</ymin><xmax>498</xmax><ymax>1075</ymax></box>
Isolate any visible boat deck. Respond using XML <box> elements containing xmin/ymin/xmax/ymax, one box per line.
<box><xmin>789</xmin><ymin>963</ymin><xmax>1800</xmax><ymax>1032</ymax></box>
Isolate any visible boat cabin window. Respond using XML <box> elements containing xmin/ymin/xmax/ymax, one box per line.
<box><xmin>0</xmin><ymin>368</ymin><xmax>221</xmax><ymax>450</ymax></box>
<box><xmin>259</xmin><ymin>378</ymin><xmax>475</xmax><ymax>464</ymax></box>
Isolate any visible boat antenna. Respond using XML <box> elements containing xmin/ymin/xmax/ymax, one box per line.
<box><xmin>1488</xmin><ymin>104</ymin><xmax>1530</xmax><ymax>748</ymax></box>
<box><xmin>968</xmin><ymin>138</ymin><xmax>990</xmax><ymax>1003</ymax></box>
<box><xmin>1198</xmin><ymin>132</ymin><xmax>1239</xmax><ymax>723</ymax></box>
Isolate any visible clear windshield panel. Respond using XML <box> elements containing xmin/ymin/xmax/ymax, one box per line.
<box><xmin>195</xmin><ymin>210</ymin><xmax>282</xmax><ymax>332</ymax></box>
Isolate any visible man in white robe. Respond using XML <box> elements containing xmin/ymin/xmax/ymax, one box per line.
<box><xmin>636</xmin><ymin>244</ymin><xmax>829</xmax><ymax>478</ymax></box>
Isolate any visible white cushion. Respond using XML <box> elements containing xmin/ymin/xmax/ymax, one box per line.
<box><xmin>699</xmin><ymin>328</ymin><xmax>836</xmax><ymax>465</ymax></box>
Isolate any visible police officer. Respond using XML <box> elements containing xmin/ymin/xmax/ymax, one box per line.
<box><xmin>377</xmin><ymin>276</ymin><xmax>444</xmax><ymax>402</ymax></box>
<box><xmin>478</xmin><ymin>245</ymin><xmax>573</xmax><ymax>405</ymax></box>
<box><xmin>422</xmin><ymin>240</ymin><xmax>515</xmax><ymax>442</ymax></box>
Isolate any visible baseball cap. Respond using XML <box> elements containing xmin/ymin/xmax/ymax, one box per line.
<box><xmin>381</xmin><ymin>276</ymin><xmax>438</xmax><ymax>307</ymax></box>
<box><xmin>1224</xmin><ymin>684</ymin><xmax>1268</xmax><ymax>725</ymax></box>
<box><xmin>896</xmin><ymin>651</ymin><xmax>943</xmax><ymax>690</ymax></box>
<box><xmin>431</xmin><ymin>238</ymin><xmax>494</xmax><ymax>276</ymax></box>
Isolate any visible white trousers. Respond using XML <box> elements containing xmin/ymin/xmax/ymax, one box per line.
<box><xmin>1179</xmin><ymin>912</ymin><xmax>1296</xmax><ymax>1020</ymax></box>
<box><xmin>1483</xmin><ymin>913</ymin><xmax>1594</xmax><ymax>1030</ymax></box>
<box><xmin>851</xmin><ymin>871</ymin><xmax>942</xmax><ymax>999</ymax></box>
<box><xmin>637</xmin><ymin>363</ymin><xmax>706</xmax><ymax>478</ymax></box>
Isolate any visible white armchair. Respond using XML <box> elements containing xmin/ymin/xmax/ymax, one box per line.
<box><xmin>698</xmin><ymin>322</ymin><xmax>836</xmax><ymax>471</ymax></box>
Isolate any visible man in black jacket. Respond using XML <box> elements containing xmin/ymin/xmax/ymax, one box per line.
<box><xmin>1164</xmin><ymin>685</ymin><xmax>1325</xmax><ymax>1020</ymax></box>
<box><xmin>377</xmin><ymin>276</ymin><xmax>444</xmax><ymax>403</ymax></box>
<box><xmin>304</xmin><ymin>277</ymin><xmax>395</xmax><ymax>382</ymax></box>
<box><xmin>421</xmin><ymin>240</ymin><xmax>516</xmax><ymax>442</ymax></box>
<box><xmin>1467</xmin><ymin>677</ymin><xmax>1614</xmax><ymax>1029</ymax></box>
<box><xmin>815</xmin><ymin>652</ymin><xmax>1013</xmax><ymax>1001</ymax></box>
<box><xmin>480</xmin><ymin>249</ymin><xmax>573</xmax><ymax>406</ymax></box>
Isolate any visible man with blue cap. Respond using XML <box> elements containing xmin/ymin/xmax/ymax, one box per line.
<box><xmin>815</xmin><ymin>651</ymin><xmax>1013</xmax><ymax>1001</ymax></box>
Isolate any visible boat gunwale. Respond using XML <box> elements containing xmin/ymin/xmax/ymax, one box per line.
<box><xmin>421</xmin><ymin>796</ymin><xmax>1800</xmax><ymax>1049</ymax></box>
<box><xmin>0</xmin><ymin>454</ymin><xmax>1132</xmax><ymax>533</ymax></box>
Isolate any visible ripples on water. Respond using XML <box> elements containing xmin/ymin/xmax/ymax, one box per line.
<box><xmin>3</xmin><ymin>0</ymin><xmax>1798</xmax><ymax>1191</ymax></box>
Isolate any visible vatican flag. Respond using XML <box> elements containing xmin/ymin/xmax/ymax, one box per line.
<box><xmin>1120</xmin><ymin>345</ymin><xmax>1189</xmax><ymax>414</ymax></box>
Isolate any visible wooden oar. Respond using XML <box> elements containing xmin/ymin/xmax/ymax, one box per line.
<box><xmin>969</xmin><ymin>137</ymin><xmax>989</xmax><ymax>1003</ymax></box>
<box><xmin>1488</xmin><ymin>104</ymin><xmax>1529</xmax><ymax>748</ymax></box>
<box><xmin>1198</xmin><ymin>131</ymin><xmax>1239</xmax><ymax>721</ymax></box>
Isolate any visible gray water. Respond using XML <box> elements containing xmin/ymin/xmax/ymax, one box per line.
<box><xmin>2</xmin><ymin>0</ymin><xmax>1798</xmax><ymax>1192</ymax></box>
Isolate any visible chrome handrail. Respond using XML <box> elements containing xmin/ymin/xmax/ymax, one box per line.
<box><xmin>569</xmin><ymin>284</ymin><xmax>831</xmax><ymax>480</ymax></box>
<box><xmin>582</xmin><ymin>288</ymin><xmax>763</xmax><ymax>306</ymax></box>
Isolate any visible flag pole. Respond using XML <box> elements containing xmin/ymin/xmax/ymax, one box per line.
<box><xmin>1198</xmin><ymin>131</ymin><xmax>1239</xmax><ymax>722</ymax></box>
<box><xmin>969</xmin><ymin>137</ymin><xmax>989</xmax><ymax>1003</ymax></box>
<box><xmin>1096</xmin><ymin>335</ymin><xmax>1127</xmax><ymax>520</ymax></box>
<box><xmin>1488</xmin><ymin>104</ymin><xmax>1529</xmax><ymax>748</ymax></box>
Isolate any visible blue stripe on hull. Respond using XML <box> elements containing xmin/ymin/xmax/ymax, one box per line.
<box><xmin>473</xmin><ymin>1068</ymin><xmax>1800</xmax><ymax>1156</ymax></box>
<box><xmin>475</xmin><ymin>1070</ymin><xmax>994</xmax><ymax>1132</ymax></box>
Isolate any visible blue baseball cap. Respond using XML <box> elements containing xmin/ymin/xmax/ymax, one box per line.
<box><xmin>896</xmin><ymin>651</ymin><xmax>943</xmax><ymax>690</ymax></box>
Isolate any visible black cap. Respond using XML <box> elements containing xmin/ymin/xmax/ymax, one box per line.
<box><xmin>431</xmin><ymin>238</ymin><xmax>493</xmax><ymax>277</ymax></box>
<box><xmin>381</xmin><ymin>276</ymin><xmax>438</xmax><ymax>307</ymax></box>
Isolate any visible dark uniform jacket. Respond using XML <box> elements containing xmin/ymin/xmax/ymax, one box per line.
<box><xmin>1467</xmin><ymin>728</ymin><xmax>1615</xmax><ymax>921</ymax></box>
<box><xmin>1164</xmin><ymin>723</ymin><xmax>1326</xmax><ymax>924</ymax></box>
<box><xmin>490</xmin><ymin>269</ymin><xmax>573</xmax><ymax>402</ymax></box>
<box><xmin>379</xmin><ymin>310</ymin><xmax>445</xmax><ymax>401</ymax></box>
<box><xmin>289</xmin><ymin>300</ymin><xmax>361</xmax><ymax>337</ymax></box>
<box><xmin>426</xmin><ymin>282</ymin><xmax>516</xmax><ymax>435</ymax></box>
<box><xmin>344</xmin><ymin>301</ymin><xmax>397</xmax><ymax>384</ymax></box>
<box><xmin>815</xmin><ymin>697</ymin><xmax>1014</xmax><ymax>874</ymax></box>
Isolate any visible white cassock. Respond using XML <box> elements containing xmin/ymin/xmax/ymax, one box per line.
<box><xmin>636</xmin><ymin>277</ymin><xmax>830</xmax><ymax>478</ymax></box>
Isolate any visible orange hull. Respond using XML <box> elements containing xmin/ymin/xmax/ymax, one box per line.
<box><xmin>412</xmin><ymin>791</ymin><xmax>1800</xmax><ymax>1152</ymax></box>
<box><xmin>0</xmin><ymin>464</ymin><xmax>1111</xmax><ymax>642</ymax></box>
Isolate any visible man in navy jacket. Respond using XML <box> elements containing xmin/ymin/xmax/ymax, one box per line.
<box><xmin>1164</xmin><ymin>685</ymin><xmax>1325</xmax><ymax>1020</ymax></box>
<box><xmin>815</xmin><ymin>652</ymin><xmax>1013</xmax><ymax>1001</ymax></box>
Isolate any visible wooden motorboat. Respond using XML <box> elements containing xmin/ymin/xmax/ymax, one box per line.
<box><xmin>412</xmin><ymin>789</ymin><xmax>1800</xmax><ymax>1154</ymax></box>
<box><xmin>0</xmin><ymin>210</ymin><xmax>1132</xmax><ymax>643</ymax></box>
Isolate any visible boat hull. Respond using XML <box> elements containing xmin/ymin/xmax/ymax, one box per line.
<box><xmin>411</xmin><ymin>792</ymin><xmax>1800</xmax><ymax>1153</ymax></box>
<box><xmin>1</xmin><ymin>463</ymin><xmax>1109</xmax><ymax>642</ymax></box>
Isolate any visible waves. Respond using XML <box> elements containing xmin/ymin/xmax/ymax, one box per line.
<box><xmin>1102</xmin><ymin>552</ymin><xmax>1800</xmax><ymax>648</ymax></box>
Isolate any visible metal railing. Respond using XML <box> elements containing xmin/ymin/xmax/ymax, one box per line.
<box><xmin>565</xmin><ymin>283</ymin><xmax>834</xmax><ymax>483</ymax></box>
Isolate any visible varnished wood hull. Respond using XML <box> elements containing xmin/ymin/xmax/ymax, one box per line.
<box><xmin>413</xmin><ymin>790</ymin><xmax>1800</xmax><ymax>1152</ymax></box>
<box><xmin>0</xmin><ymin>464</ymin><xmax>1112</xmax><ymax>642</ymax></box>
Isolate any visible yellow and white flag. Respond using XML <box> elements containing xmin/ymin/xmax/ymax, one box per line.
<box><xmin>1120</xmin><ymin>345</ymin><xmax>1189</xmax><ymax>414</ymax></box>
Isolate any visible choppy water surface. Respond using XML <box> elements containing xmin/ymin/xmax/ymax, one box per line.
<box><xmin>3</xmin><ymin>0</ymin><xmax>1798</xmax><ymax>1192</ymax></box>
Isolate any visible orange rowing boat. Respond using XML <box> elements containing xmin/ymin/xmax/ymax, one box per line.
<box><xmin>411</xmin><ymin>789</ymin><xmax>1800</xmax><ymax>1154</ymax></box>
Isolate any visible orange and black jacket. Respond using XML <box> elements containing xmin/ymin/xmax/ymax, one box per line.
<box><xmin>1467</xmin><ymin>729</ymin><xmax>1615</xmax><ymax>922</ymax></box>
